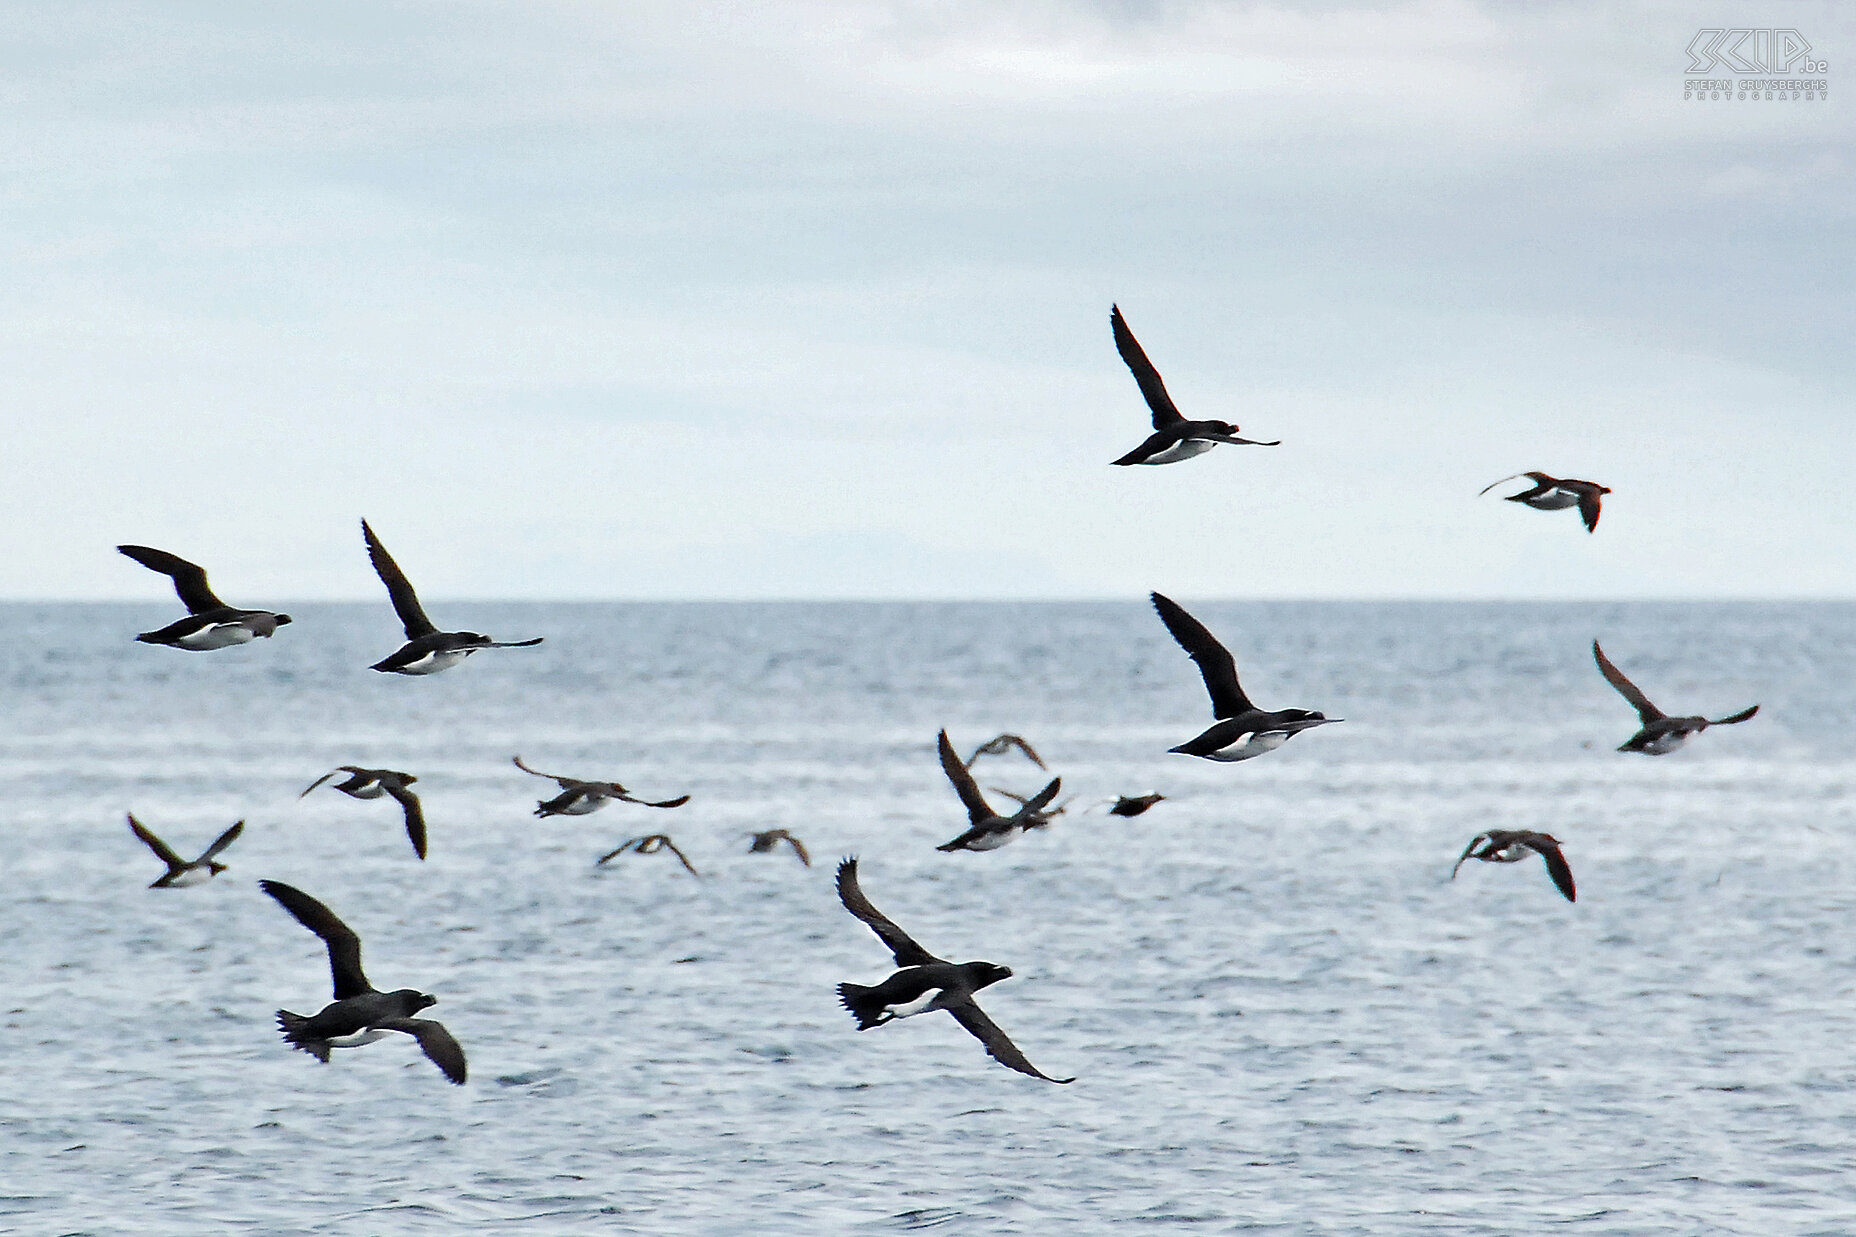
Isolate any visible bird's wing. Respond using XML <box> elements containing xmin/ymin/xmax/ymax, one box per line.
<box><xmin>1592</xmin><ymin>641</ymin><xmax>1664</xmax><ymax>722</ymax></box>
<box><xmin>1711</xmin><ymin>705</ymin><xmax>1759</xmax><ymax>726</ymax></box>
<box><xmin>260</xmin><ymin>880</ymin><xmax>371</xmax><ymax>1000</ymax></box>
<box><xmin>784</xmin><ymin>834</ymin><xmax>811</xmax><ymax>866</ymax></box>
<box><xmin>375</xmin><ymin>1018</ymin><xmax>467</xmax><ymax>1085</ymax></box>
<box><xmin>659</xmin><ymin>838</ymin><xmax>701</xmax><ymax>876</ymax></box>
<box><xmin>511</xmin><ymin>755</ymin><xmax>576</xmax><ymax>788</ymax></box>
<box><xmin>127</xmin><ymin>815</ymin><xmax>184</xmax><ymax>868</ymax></box>
<box><xmin>946</xmin><ymin>1002</ymin><xmax>1074</xmax><ymax>1084</ymax></box>
<box><xmin>386</xmin><ymin>783</ymin><xmax>427</xmax><ymax>860</ymax></box>
<box><xmin>361</xmin><ymin>520</ymin><xmax>437</xmax><ymax>639</ymax></box>
<box><xmin>835</xmin><ymin>857</ymin><xmax>939</xmax><ymax>967</ymax></box>
<box><xmin>1577</xmin><ymin>489</ymin><xmax>1603</xmax><ymax>533</ymax></box>
<box><xmin>1150</xmin><ymin>593</ymin><xmax>1253</xmax><ymax>718</ymax></box>
<box><xmin>1009</xmin><ymin>778</ymin><xmax>1062</xmax><ymax>822</ymax></box>
<box><xmin>1450</xmin><ymin>833</ymin><xmax>1492</xmax><ymax>880</ymax></box>
<box><xmin>1477</xmin><ymin>472</ymin><xmax>1553</xmax><ymax>498</ymax></box>
<box><xmin>614</xmin><ymin>790</ymin><xmax>693</xmax><ymax>809</ymax></box>
<box><xmin>938</xmin><ymin>730</ymin><xmax>996</xmax><ymax>824</ymax></box>
<box><xmin>1110</xmin><ymin>305</ymin><xmax>1183</xmax><ymax>429</ymax></box>
<box><xmin>483</xmin><ymin>638</ymin><xmax>544</xmax><ymax>648</ymax></box>
<box><xmin>594</xmin><ymin>840</ymin><xmax>639</xmax><ymax>865</ymax></box>
<box><xmin>1522</xmin><ymin>836</ymin><xmax>1578</xmax><ymax>903</ymax></box>
<box><xmin>117</xmin><ymin>545</ymin><xmax>226</xmax><ymax>614</ymax></box>
<box><xmin>299</xmin><ymin>769</ymin><xmax>345</xmax><ymax>798</ymax></box>
<box><xmin>197</xmin><ymin>820</ymin><xmax>245</xmax><ymax>863</ymax></box>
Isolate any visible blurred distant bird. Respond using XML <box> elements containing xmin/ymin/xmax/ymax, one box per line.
<box><xmin>1451</xmin><ymin>831</ymin><xmax>1576</xmax><ymax>903</ymax></box>
<box><xmin>987</xmin><ymin>787</ymin><xmax>1073</xmax><ymax>829</ymax></box>
<box><xmin>1103</xmin><ymin>793</ymin><xmax>1167</xmax><ymax>818</ymax></box>
<box><xmin>512</xmin><ymin>755</ymin><xmax>690</xmax><ymax>816</ymax></box>
<box><xmin>1478</xmin><ymin>472</ymin><xmax>1610</xmax><ymax>533</ymax></box>
<box><xmin>1108</xmin><ymin>304</ymin><xmax>1278</xmax><ymax>466</ymax></box>
<box><xmin>128</xmin><ymin>815</ymin><xmax>243</xmax><ymax>888</ymax></box>
<box><xmin>747</xmin><ymin>829</ymin><xmax>811</xmax><ymax>866</ymax></box>
<box><xmin>834</xmin><ymin>857</ymin><xmax>1072</xmax><ymax>1083</ymax></box>
<box><xmin>964</xmin><ymin>734</ymin><xmax>1047</xmax><ymax>770</ymax></box>
<box><xmin>300</xmin><ymin>767</ymin><xmax>428</xmax><ymax>860</ymax></box>
<box><xmin>1151</xmin><ymin>593</ymin><xmax>1339</xmax><ymax>762</ymax></box>
<box><xmin>362</xmin><ymin>519</ymin><xmax>542</xmax><ymax>674</ymax></box>
<box><xmin>596</xmin><ymin>834</ymin><xmax>700</xmax><ymax>875</ymax></box>
<box><xmin>934</xmin><ymin>731</ymin><xmax>1061</xmax><ymax>852</ymax></box>
<box><xmin>1592</xmin><ymin>641</ymin><xmax>1758</xmax><ymax>755</ymax></box>
<box><xmin>261</xmin><ymin>880</ymin><xmax>466</xmax><ymax>1084</ymax></box>
<box><xmin>117</xmin><ymin>545</ymin><xmax>291</xmax><ymax>649</ymax></box>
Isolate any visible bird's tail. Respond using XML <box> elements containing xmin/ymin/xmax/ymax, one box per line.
<box><xmin>837</xmin><ymin>983</ymin><xmax>890</xmax><ymax>1031</ymax></box>
<box><xmin>276</xmin><ymin>1010</ymin><xmax>332</xmax><ymax>1062</ymax></box>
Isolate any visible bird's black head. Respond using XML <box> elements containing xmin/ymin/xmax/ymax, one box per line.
<box><xmin>274</xmin><ymin>614</ymin><xmax>294</xmax><ymax>626</ymax></box>
<box><xmin>388</xmin><ymin>989</ymin><xmax>438</xmax><ymax>1014</ymax></box>
<box><xmin>964</xmin><ymin>962</ymin><xmax>1013</xmax><ymax>991</ymax></box>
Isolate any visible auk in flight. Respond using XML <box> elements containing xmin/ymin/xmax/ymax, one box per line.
<box><xmin>117</xmin><ymin>545</ymin><xmax>291</xmax><ymax>650</ymax></box>
<box><xmin>362</xmin><ymin>519</ymin><xmax>542</xmax><ymax>675</ymax></box>
<box><xmin>1109</xmin><ymin>304</ymin><xmax>1278</xmax><ymax>466</ymax></box>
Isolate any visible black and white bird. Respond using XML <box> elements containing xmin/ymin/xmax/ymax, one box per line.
<box><xmin>595</xmin><ymin>834</ymin><xmax>700</xmax><ymax>875</ymax></box>
<box><xmin>260</xmin><ymin>880</ymin><xmax>467</xmax><ymax>1084</ymax></box>
<box><xmin>362</xmin><ymin>519</ymin><xmax>542</xmax><ymax>675</ymax></box>
<box><xmin>1451</xmin><ymin>831</ymin><xmax>1577</xmax><ymax>903</ymax></box>
<box><xmin>1593</xmin><ymin>641</ymin><xmax>1758</xmax><ymax>755</ymax></box>
<box><xmin>934</xmin><ymin>731</ymin><xmax>1062</xmax><ymax>852</ymax></box>
<box><xmin>1479</xmin><ymin>472</ymin><xmax>1611</xmax><ymax>533</ymax></box>
<box><xmin>512</xmin><ymin>755</ymin><xmax>690</xmax><ymax>817</ymax></box>
<box><xmin>1109</xmin><ymin>305</ymin><xmax>1278</xmax><ymax>466</ymax></box>
<box><xmin>117</xmin><ymin>545</ymin><xmax>291</xmax><ymax>650</ymax></box>
<box><xmin>747</xmin><ymin>829</ymin><xmax>811</xmax><ymax>866</ymax></box>
<box><xmin>128</xmin><ymin>815</ymin><xmax>243</xmax><ymax>888</ymax></box>
<box><xmin>834</xmin><ymin>857</ymin><xmax>1072</xmax><ymax>1083</ymax></box>
<box><xmin>299</xmin><ymin>767</ymin><xmax>428</xmax><ymax>860</ymax></box>
<box><xmin>1151</xmin><ymin>592</ymin><xmax>1340</xmax><ymax>761</ymax></box>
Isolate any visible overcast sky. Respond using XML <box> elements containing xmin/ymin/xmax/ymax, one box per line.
<box><xmin>7</xmin><ymin>1</ymin><xmax>1851</xmax><ymax>601</ymax></box>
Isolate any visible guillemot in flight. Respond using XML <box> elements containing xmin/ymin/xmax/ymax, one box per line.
<box><xmin>1451</xmin><ymin>831</ymin><xmax>1577</xmax><ymax>902</ymax></box>
<box><xmin>299</xmin><ymin>767</ymin><xmax>428</xmax><ymax>860</ymax></box>
<box><xmin>1108</xmin><ymin>304</ymin><xmax>1278</xmax><ymax>466</ymax></box>
<box><xmin>964</xmin><ymin>734</ymin><xmax>1047</xmax><ymax>770</ymax></box>
<box><xmin>934</xmin><ymin>730</ymin><xmax>1062</xmax><ymax>852</ymax></box>
<box><xmin>512</xmin><ymin>756</ymin><xmax>691</xmax><ymax>816</ymax></box>
<box><xmin>128</xmin><ymin>815</ymin><xmax>243</xmax><ymax>888</ymax></box>
<box><xmin>361</xmin><ymin>519</ymin><xmax>542</xmax><ymax>674</ymax></box>
<box><xmin>834</xmin><ymin>857</ymin><xmax>1072</xmax><ymax>1083</ymax></box>
<box><xmin>260</xmin><ymin>880</ymin><xmax>467</xmax><ymax>1084</ymax></box>
<box><xmin>1592</xmin><ymin>641</ymin><xmax>1759</xmax><ymax>755</ymax></box>
<box><xmin>1102</xmin><ymin>793</ymin><xmax>1167</xmax><ymax>818</ymax></box>
<box><xmin>595</xmin><ymin>834</ymin><xmax>700</xmax><ymax>875</ymax></box>
<box><xmin>116</xmin><ymin>545</ymin><xmax>292</xmax><ymax>650</ymax></box>
<box><xmin>747</xmin><ymin>829</ymin><xmax>811</xmax><ymax>866</ymax></box>
<box><xmin>1478</xmin><ymin>472</ymin><xmax>1611</xmax><ymax>533</ymax></box>
<box><xmin>1151</xmin><ymin>592</ymin><xmax>1340</xmax><ymax>761</ymax></box>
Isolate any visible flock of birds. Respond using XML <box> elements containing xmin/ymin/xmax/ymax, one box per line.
<box><xmin>113</xmin><ymin>305</ymin><xmax>1760</xmax><ymax>1087</ymax></box>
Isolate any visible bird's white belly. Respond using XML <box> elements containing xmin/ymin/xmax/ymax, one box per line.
<box><xmin>346</xmin><ymin>784</ymin><xmax>387</xmax><ymax>799</ymax></box>
<box><xmin>328</xmin><ymin>1028</ymin><xmax>393</xmax><ymax>1049</ymax></box>
<box><xmin>1642</xmin><ymin>731</ymin><xmax>1694</xmax><ymax>755</ymax></box>
<box><xmin>1137</xmin><ymin>439</ymin><xmax>1216</xmax><ymax>465</ymax></box>
<box><xmin>1529</xmin><ymin>491</ymin><xmax>1581</xmax><ymax>510</ymax></box>
<box><xmin>888</xmin><ymin>990</ymin><xmax>945</xmax><ymax>1020</ymax></box>
<box><xmin>177</xmin><ymin>623</ymin><xmax>255</xmax><ymax>650</ymax></box>
<box><xmin>1204</xmin><ymin>731</ymin><xmax>1288</xmax><ymax>762</ymax></box>
<box><xmin>556</xmin><ymin>796</ymin><xmax>605</xmax><ymax>815</ymax></box>
<box><xmin>964</xmin><ymin>828</ymin><xmax>1018</xmax><ymax>851</ymax></box>
<box><xmin>399</xmin><ymin>648</ymin><xmax>471</xmax><ymax>674</ymax></box>
<box><xmin>164</xmin><ymin>867</ymin><xmax>214</xmax><ymax>888</ymax></box>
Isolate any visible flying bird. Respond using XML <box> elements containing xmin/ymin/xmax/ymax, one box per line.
<box><xmin>747</xmin><ymin>829</ymin><xmax>811</xmax><ymax>866</ymax></box>
<box><xmin>1592</xmin><ymin>641</ymin><xmax>1758</xmax><ymax>755</ymax></box>
<box><xmin>964</xmin><ymin>734</ymin><xmax>1047</xmax><ymax>770</ymax></box>
<box><xmin>128</xmin><ymin>815</ymin><xmax>243</xmax><ymax>888</ymax></box>
<box><xmin>595</xmin><ymin>834</ymin><xmax>700</xmax><ymax>875</ymax></box>
<box><xmin>299</xmin><ymin>767</ymin><xmax>428</xmax><ymax>860</ymax></box>
<box><xmin>1478</xmin><ymin>472</ymin><xmax>1610</xmax><ymax>533</ymax></box>
<box><xmin>1108</xmin><ymin>304</ymin><xmax>1279</xmax><ymax>466</ymax></box>
<box><xmin>361</xmin><ymin>519</ymin><xmax>542</xmax><ymax>674</ymax></box>
<box><xmin>1451</xmin><ymin>831</ymin><xmax>1577</xmax><ymax>902</ymax></box>
<box><xmin>512</xmin><ymin>756</ymin><xmax>690</xmax><ymax>816</ymax></box>
<box><xmin>260</xmin><ymin>880</ymin><xmax>467</xmax><ymax>1084</ymax></box>
<box><xmin>1103</xmin><ymin>793</ymin><xmax>1167</xmax><ymax>818</ymax></box>
<box><xmin>116</xmin><ymin>545</ymin><xmax>291</xmax><ymax>650</ymax></box>
<box><xmin>1151</xmin><ymin>592</ymin><xmax>1340</xmax><ymax>761</ymax></box>
<box><xmin>987</xmin><ymin>787</ymin><xmax>1074</xmax><ymax>829</ymax></box>
<box><xmin>934</xmin><ymin>731</ymin><xmax>1062</xmax><ymax>852</ymax></box>
<box><xmin>834</xmin><ymin>857</ymin><xmax>1072</xmax><ymax>1084</ymax></box>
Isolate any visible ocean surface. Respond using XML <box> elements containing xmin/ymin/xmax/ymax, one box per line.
<box><xmin>3</xmin><ymin>599</ymin><xmax>1854</xmax><ymax>1236</ymax></box>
